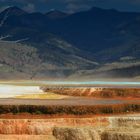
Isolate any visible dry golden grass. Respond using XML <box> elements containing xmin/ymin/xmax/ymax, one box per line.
<box><xmin>15</xmin><ymin>93</ymin><xmax>69</xmax><ymax>99</ymax></box>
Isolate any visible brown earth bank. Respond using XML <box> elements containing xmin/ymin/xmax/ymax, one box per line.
<box><xmin>0</xmin><ymin>116</ymin><xmax>139</xmax><ymax>140</ymax></box>
<box><xmin>41</xmin><ymin>87</ymin><xmax>140</xmax><ymax>98</ymax></box>
<box><xmin>0</xmin><ymin>103</ymin><xmax>139</xmax><ymax>115</ymax></box>
<box><xmin>0</xmin><ymin>113</ymin><xmax>138</xmax><ymax>119</ymax></box>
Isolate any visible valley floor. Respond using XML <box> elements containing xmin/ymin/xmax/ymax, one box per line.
<box><xmin>0</xmin><ymin>97</ymin><xmax>139</xmax><ymax>105</ymax></box>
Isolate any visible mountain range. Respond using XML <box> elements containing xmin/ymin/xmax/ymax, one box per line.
<box><xmin>0</xmin><ymin>6</ymin><xmax>140</xmax><ymax>80</ymax></box>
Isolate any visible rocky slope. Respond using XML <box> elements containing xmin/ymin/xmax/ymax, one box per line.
<box><xmin>0</xmin><ymin>6</ymin><xmax>140</xmax><ymax>79</ymax></box>
<box><xmin>0</xmin><ymin>40</ymin><xmax>97</xmax><ymax>79</ymax></box>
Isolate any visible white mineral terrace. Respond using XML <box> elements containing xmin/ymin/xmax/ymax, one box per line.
<box><xmin>0</xmin><ymin>84</ymin><xmax>43</xmax><ymax>98</ymax></box>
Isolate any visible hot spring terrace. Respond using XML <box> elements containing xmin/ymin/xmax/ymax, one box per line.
<box><xmin>0</xmin><ymin>81</ymin><xmax>139</xmax><ymax>116</ymax></box>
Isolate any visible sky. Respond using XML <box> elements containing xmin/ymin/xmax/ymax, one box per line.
<box><xmin>0</xmin><ymin>0</ymin><xmax>140</xmax><ymax>13</ymax></box>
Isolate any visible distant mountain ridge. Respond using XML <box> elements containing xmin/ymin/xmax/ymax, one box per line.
<box><xmin>46</xmin><ymin>10</ymin><xmax>69</xmax><ymax>19</ymax></box>
<box><xmin>0</xmin><ymin>6</ymin><xmax>27</xmax><ymax>16</ymax></box>
<box><xmin>0</xmin><ymin>6</ymin><xmax>140</xmax><ymax>79</ymax></box>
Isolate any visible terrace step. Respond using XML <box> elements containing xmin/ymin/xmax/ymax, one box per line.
<box><xmin>0</xmin><ymin>135</ymin><xmax>56</xmax><ymax>140</ymax></box>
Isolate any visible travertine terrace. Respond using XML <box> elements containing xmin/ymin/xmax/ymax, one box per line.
<box><xmin>41</xmin><ymin>87</ymin><xmax>140</xmax><ymax>98</ymax></box>
<box><xmin>0</xmin><ymin>116</ymin><xmax>139</xmax><ymax>140</ymax></box>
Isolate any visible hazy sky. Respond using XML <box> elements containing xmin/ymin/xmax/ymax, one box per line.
<box><xmin>0</xmin><ymin>0</ymin><xmax>140</xmax><ymax>13</ymax></box>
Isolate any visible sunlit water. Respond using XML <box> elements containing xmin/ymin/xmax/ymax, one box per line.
<box><xmin>1</xmin><ymin>81</ymin><xmax>140</xmax><ymax>86</ymax></box>
<box><xmin>41</xmin><ymin>81</ymin><xmax>140</xmax><ymax>85</ymax></box>
<box><xmin>28</xmin><ymin>81</ymin><xmax>140</xmax><ymax>88</ymax></box>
